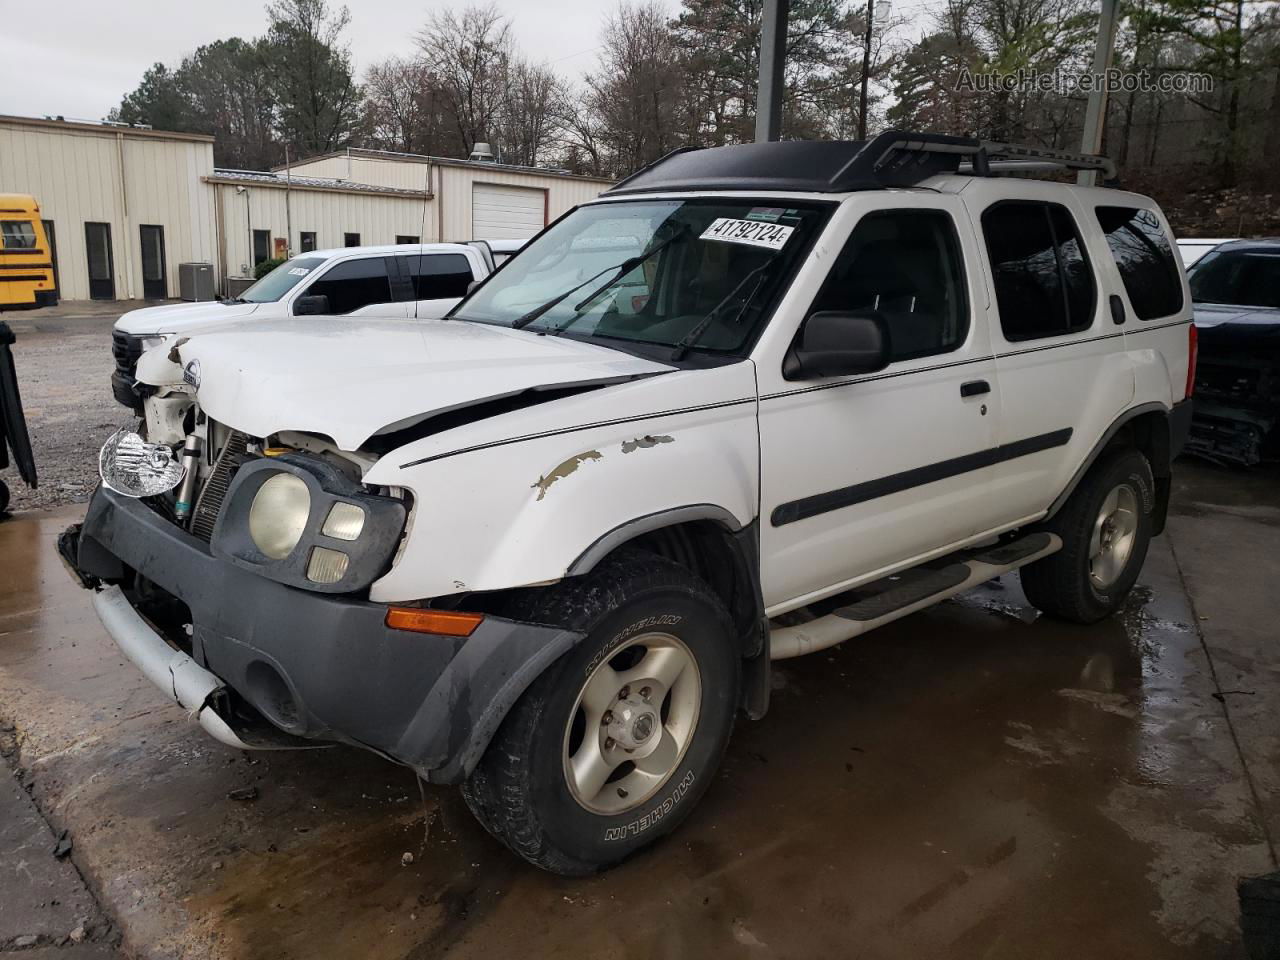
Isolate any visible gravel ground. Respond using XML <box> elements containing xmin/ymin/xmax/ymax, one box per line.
<box><xmin>3</xmin><ymin>303</ymin><xmax>151</xmax><ymax>513</ymax></box>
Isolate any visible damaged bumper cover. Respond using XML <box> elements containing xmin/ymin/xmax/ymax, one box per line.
<box><xmin>66</xmin><ymin>486</ymin><xmax>584</xmax><ymax>783</ymax></box>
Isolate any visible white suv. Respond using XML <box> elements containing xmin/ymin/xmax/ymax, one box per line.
<box><xmin>109</xmin><ymin>243</ymin><xmax>492</xmax><ymax>409</ymax></box>
<box><xmin>64</xmin><ymin>132</ymin><xmax>1194</xmax><ymax>875</ymax></box>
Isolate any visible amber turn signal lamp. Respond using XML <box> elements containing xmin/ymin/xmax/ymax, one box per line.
<box><xmin>385</xmin><ymin>607</ymin><xmax>484</xmax><ymax>637</ymax></box>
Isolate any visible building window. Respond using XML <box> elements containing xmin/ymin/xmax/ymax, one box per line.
<box><xmin>300</xmin><ymin>232</ymin><xmax>317</xmax><ymax>253</ymax></box>
<box><xmin>395</xmin><ymin>235</ymin><xmax>420</xmax><ymax>245</ymax></box>
<box><xmin>344</xmin><ymin>232</ymin><xmax>361</xmax><ymax>248</ymax></box>
<box><xmin>252</xmin><ymin>229</ymin><xmax>271</xmax><ymax>266</ymax></box>
<box><xmin>981</xmin><ymin>201</ymin><xmax>1096</xmax><ymax>342</ymax></box>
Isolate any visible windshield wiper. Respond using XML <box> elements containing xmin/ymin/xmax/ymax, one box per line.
<box><xmin>221</xmin><ymin>297</ymin><xmax>248</xmax><ymax>305</ymax></box>
<box><xmin>510</xmin><ymin>226</ymin><xmax>688</xmax><ymax>331</ymax></box>
<box><xmin>669</xmin><ymin>261</ymin><xmax>775</xmax><ymax>362</ymax></box>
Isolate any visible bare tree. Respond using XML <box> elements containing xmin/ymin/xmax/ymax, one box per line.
<box><xmin>579</xmin><ymin>3</ymin><xmax>691</xmax><ymax>177</ymax></box>
<box><xmin>362</xmin><ymin>56</ymin><xmax>449</xmax><ymax>154</ymax></box>
<box><xmin>417</xmin><ymin>4</ymin><xmax>515</xmax><ymax>154</ymax></box>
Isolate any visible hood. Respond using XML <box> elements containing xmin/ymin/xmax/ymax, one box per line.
<box><xmin>159</xmin><ymin>318</ymin><xmax>674</xmax><ymax>451</ymax></box>
<box><xmin>1193</xmin><ymin>302</ymin><xmax>1280</xmax><ymax>345</ymax></box>
<box><xmin>115</xmin><ymin>300</ymin><xmax>262</xmax><ymax>336</ymax></box>
<box><xmin>1192</xmin><ymin>302</ymin><xmax>1280</xmax><ymax>329</ymax></box>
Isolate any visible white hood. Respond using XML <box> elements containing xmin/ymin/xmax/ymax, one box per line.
<box><xmin>116</xmin><ymin>300</ymin><xmax>262</xmax><ymax>336</ymax></box>
<box><xmin>155</xmin><ymin>318</ymin><xmax>674</xmax><ymax>451</ymax></box>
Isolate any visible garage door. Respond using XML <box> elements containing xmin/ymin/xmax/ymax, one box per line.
<box><xmin>472</xmin><ymin>183</ymin><xmax>545</xmax><ymax>240</ymax></box>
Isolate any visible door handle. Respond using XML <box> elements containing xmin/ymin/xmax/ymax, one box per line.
<box><xmin>960</xmin><ymin>380</ymin><xmax>991</xmax><ymax>398</ymax></box>
<box><xmin>1109</xmin><ymin>294</ymin><xmax>1127</xmax><ymax>325</ymax></box>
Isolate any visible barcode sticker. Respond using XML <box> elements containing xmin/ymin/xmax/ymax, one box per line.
<box><xmin>700</xmin><ymin>218</ymin><xmax>795</xmax><ymax>250</ymax></box>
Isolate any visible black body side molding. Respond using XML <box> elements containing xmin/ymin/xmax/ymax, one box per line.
<box><xmin>771</xmin><ymin>428</ymin><xmax>1073</xmax><ymax>526</ymax></box>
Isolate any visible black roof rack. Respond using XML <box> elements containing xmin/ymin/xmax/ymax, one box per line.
<box><xmin>603</xmin><ymin>130</ymin><xmax>1117</xmax><ymax>196</ymax></box>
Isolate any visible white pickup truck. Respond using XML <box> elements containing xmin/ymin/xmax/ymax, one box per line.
<box><xmin>109</xmin><ymin>242</ymin><xmax>495</xmax><ymax>410</ymax></box>
<box><xmin>64</xmin><ymin>132</ymin><xmax>1194</xmax><ymax>876</ymax></box>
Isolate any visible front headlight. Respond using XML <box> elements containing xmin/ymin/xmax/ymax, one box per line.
<box><xmin>248</xmin><ymin>472</ymin><xmax>311</xmax><ymax>558</ymax></box>
<box><xmin>212</xmin><ymin>455</ymin><xmax>408</xmax><ymax>594</ymax></box>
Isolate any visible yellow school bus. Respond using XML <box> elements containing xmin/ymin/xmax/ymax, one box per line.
<box><xmin>0</xmin><ymin>195</ymin><xmax>58</xmax><ymax>310</ymax></box>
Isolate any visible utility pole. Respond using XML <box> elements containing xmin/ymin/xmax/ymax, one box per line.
<box><xmin>858</xmin><ymin>0</ymin><xmax>874</xmax><ymax>141</ymax></box>
<box><xmin>284</xmin><ymin>144</ymin><xmax>293</xmax><ymax>259</ymax></box>
<box><xmin>755</xmin><ymin>0</ymin><xmax>790</xmax><ymax>142</ymax></box>
<box><xmin>1078</xmin><ymin>0</ymin><xmax>1120</xmax><ymax>184</ymax></box>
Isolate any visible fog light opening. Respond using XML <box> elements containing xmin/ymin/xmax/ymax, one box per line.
<box><xmin>244</xmin><ymin>660</ymin><xmax>301</xmax><ymax>731</ymax></box>
<box><xmin>322</xmin><ymin>502</ymin><xmax>366</xmax><ymax>541</ymax></box>
<box><xmin>307</xmin><ymin>546</ymin><xmax>350</xmax><ymax>584</ymax></box>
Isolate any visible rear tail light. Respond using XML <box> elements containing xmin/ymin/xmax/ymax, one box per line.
<box><xmin>1185</xmin><ymin>323</ymin><xmax>1198</xmax><ymax>399</ymax></box>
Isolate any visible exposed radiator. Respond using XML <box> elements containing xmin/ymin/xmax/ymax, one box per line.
<box><xmin>191</xmin><ymin>431</ymin><xmax>249</xmax><ymax>542</ymax></box>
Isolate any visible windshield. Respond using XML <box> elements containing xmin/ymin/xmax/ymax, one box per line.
<box><xmin>238</xmin><ymin>257</ymin><xmax>326</xmax><ymax>303</ymax></box>
<box><xmin>1189</xmin><ymin>250</ymin><xmax>1280</xmax><ymax>309</ymax></box>
<box><xmin>453</xmin><ymin>199</ymin><xmax>828</xmax><ymax>356</ymax></box>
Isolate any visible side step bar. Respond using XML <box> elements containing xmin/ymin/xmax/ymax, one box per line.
<box><xmin>770</xmin><ymin>532</ymin><xmax>1061</xmax><ymax>660</ymax></box>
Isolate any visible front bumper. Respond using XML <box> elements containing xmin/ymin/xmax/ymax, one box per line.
<box><xmin>67</xmin><ymin>486</ymin><xmax>583</xmax><ymax>782</ymax></box>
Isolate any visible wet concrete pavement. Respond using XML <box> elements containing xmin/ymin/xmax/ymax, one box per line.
<box><xmin>0</xmin><ymin>462</ymin><xmax>1276</xmax><ymax>959</ymax></box>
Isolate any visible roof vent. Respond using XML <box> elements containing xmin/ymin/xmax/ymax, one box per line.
<box><xmin>469</xmin><ymin>142</ymin><xmax>495</xmax><ymax>162</ymax></box>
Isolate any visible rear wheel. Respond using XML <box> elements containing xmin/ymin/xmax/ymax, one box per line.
<box><xmin>1020</xmin><ymin>447</ymin><xmax>1154</xmax><ymax>624</ymax></box>
<box><xmin>462</xmin><ymin>551</ymin><xmax>739</xmax><ymax>875</ymax></box>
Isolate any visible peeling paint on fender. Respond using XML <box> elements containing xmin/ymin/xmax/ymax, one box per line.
<box><xmin>621</xmin><ymin>435</ymin><xmax>674</xmax><ymax>454</ymax></box>
<box><xmin>532</xmin><ymin>451</ymin><xmax>603</xmax><ymax>501</ymax></box>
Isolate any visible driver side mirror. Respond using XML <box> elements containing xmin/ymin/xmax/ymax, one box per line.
<box><xmin>293</xmin><ymin>294</ymin><xmax>330</xmax><ymax>316</ymax></box>
<box><xmin>786</xmin><ymin>310</ymin><xmax>891</xmax><ymax>380</ymax></box>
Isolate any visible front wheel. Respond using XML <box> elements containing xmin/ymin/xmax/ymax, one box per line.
<box><xmin>462</xmin><ymin>552</ymin><xmax>740</xmax><ymax>875</ymax></box>
<box><xmin>1020</xmin><ymin>447</ymin><xmax>1154</xmax><ymax>623</ymax></box>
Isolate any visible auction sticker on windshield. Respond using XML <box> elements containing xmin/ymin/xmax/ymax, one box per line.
<box><xmin>700</xmin><ymin>218</ymin><xmax>795</xmax><ymax>250</ymax></box>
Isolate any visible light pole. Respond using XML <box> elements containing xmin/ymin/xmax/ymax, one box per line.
<box><xmin>1079</xmin><ymin>0</ymin><xmax>1121</xmax><ymax>184</ymax></box>
<box><xmin>755</xmin><ymin>0</ymin><xmax>790</xmax><ymax>142</ymax></box>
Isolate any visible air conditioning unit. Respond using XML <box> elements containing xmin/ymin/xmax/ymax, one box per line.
<box><xmin>225</xmin><ymin>276</ymin><xmax>255</xmax><ymax>298</ymax></box>
<box><xmin>178</xmin><ymin>262</ymin><xmax>215</xmax><ymax>302</ymax></box>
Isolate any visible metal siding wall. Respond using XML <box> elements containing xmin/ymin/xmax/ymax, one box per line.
<box><xmin>0</xmin><ymin>120</ymin><xmax>216</xmax><ymax>301</ymax></box>
<box><xmin>436</xmin><ymin>166</ymin><xmax>609</xmax><ymax>241</ymax></box>
<box><xmin>0</xmin><ymin>124</ymin><xmax>122</xmax><ymax>300</ymax></box>
<box><xmin>122</xmin><ymin>137</ymin><xmax>217</xmax><ymax>299</ymax></box>
<box><xmin>215</xmin><ymin>183</ymin><xmax>433</xmax><ymax>281</ymax></box>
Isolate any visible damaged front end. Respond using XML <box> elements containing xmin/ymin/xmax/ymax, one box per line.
<box><xmin>59</xmin><ymin>332</ymin><xmax>604</xmax><ymax>779</ymax></box>
<box><xmin>1189</xmin><ymin>308</ymin><xmax>1280</xmax><ymax>466</ymax></box>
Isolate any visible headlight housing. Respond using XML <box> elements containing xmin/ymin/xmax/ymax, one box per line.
<box><xmin>211</xmin><ymin>454</ymin><xmax>407</xmax><ymax>593</ymax></box>
<box><xmin>248</xmin><ymin>473</ymin><xmax>311</xmax><ymax>558</ymax></box>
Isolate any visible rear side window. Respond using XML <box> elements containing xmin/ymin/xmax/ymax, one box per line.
<box><xmin>809</xmin><ymin>209</ymin><xmax>969</xmax><ymax>362</ymax></box>
<box><xmin>1095</xmin><ymin>206</ymin><xmax>1184</xmax><ymax>319</ymax></box>
<box><xmin>398</xmin><ymin>253</ymin><xmax>474</xmax><ymax>300</ymax></box>
<box><xmin>305</xmin><ymin>257</ymin><xmax>393</xmax><ymax>314</ymax></box>
<box><xmin>982</xmin><ymin>201</ymin><xmax>1097</xmax><ymax>341</ymax></box>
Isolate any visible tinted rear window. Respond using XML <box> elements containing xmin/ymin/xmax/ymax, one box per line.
<box><xmin>1095</xmin><ymin>206</ymin><xmax>1183</xmax><ymax>319</ymax></box>
<box><xmin>981</xmin><ymin>201</ymin><xmax>1096</xmax><ymax>341</ymax></box>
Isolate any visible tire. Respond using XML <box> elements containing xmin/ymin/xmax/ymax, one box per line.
<box><xmin>0</xmin><ymin>479</ymin><xmax>9</xmax><ymax>515</ymax></box>
<box><xmin>1020</xmin><ymin>447</ymin><xmax>1154</xmax><ymax>624</ymax></box>
<box><xmin>462</xmin><ymin>550</ymin><xmax>740</xmax><ymax>875</ymax></box>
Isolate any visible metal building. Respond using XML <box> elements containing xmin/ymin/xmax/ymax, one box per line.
<box><xmin>0</xmin><ymin>115</ymin><xmax>217</xmax><ymax>302</ymax></box>
<box><xmin>0</xmin><ymin>115</ymin><xmax>612</xmax><ymax>302</ymax></box>
<box><xmin>274</xmin><ymin>148</ymin><xmax>609</xmax><ymax>243</ymax></box>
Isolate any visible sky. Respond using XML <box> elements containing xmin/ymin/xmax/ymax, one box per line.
<box><xmin>0</xmin><ymin>0</ymin><xmax>648</xmax><ymax>122</ymax></box>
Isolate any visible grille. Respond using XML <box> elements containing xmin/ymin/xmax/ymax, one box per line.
<box><xmin>111</xmin><ymin>331</ymin><xmax>145</xmax><ymax>379</ymax></box>
<box><xmin>191</xmin><ymin>431</ymin><xmax>249</xmax><ymax>542</ymax></box>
